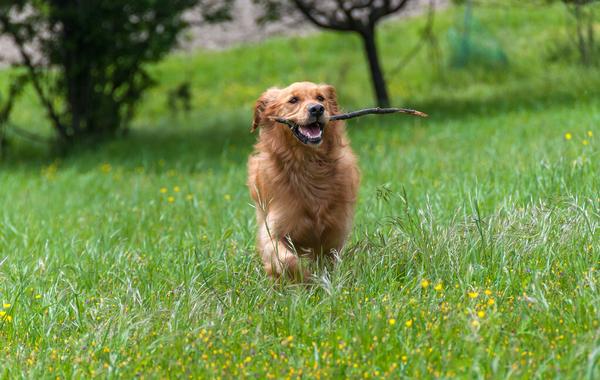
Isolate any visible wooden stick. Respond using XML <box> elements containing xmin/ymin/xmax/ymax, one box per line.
<box><xmin>273</xmin><ymin>117</ymin><xmax>298</xmax><ymax>129</ymax></box>
<box><xmin>270</xmin><ymin>106</ymin><xmax>427</xmax><ymax>129</ymax></box>
<box><xmin>329</xmin><ymin>107</ymin><xmax>428</xmax><ymax>121</ymax></box>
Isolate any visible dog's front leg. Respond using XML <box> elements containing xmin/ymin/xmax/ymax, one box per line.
<box><xmin>257</xmin><ymin>222</ymin><xmax>309</xmax><ymax>281</ymax></box>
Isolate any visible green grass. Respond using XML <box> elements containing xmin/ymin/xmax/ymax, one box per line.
<box><xmin>1</xmin><ymin>3</ymin><xmax>599</xmax><ymax>379</ymax></box>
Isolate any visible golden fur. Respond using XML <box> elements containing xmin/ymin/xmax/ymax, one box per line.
<box><xmin>247</xmin><ymin>82</ymin><xmax>360</xmax><ymax>280</ymax></box>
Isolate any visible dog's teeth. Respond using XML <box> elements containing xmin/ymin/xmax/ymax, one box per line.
<box><xmin>300</xmin><ymin>126</ymin><xmax>322</xmax><ymax>138</ymax></box>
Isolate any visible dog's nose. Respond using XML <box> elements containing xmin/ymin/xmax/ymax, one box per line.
<box><xmin>308</xmin><ymin>104</ymin><xmax>325</xmax><ymax>117</ymax></box>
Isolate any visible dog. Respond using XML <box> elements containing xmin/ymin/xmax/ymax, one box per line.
<box><xmin>247</xmin><ymin>82</ymin><xmax>360</xmax><ymax>280</ymax></box>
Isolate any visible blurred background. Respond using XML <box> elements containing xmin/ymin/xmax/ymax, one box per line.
<box><xmin>0</xmin><ymin>0</ymin><xmax>598</xmax><ymax>162</ymax></box>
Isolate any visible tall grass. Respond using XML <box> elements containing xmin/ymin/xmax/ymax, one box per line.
<box><xmin>0</xmin><ymin>3</ymin><xmax>598</xmax><ymax>378</ymax></box>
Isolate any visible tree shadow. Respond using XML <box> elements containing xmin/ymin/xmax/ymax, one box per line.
<box><xmin>2</xmin><ymin>76</ymin><xmax>598</xmax><ymax>171</ymax></box>
<box><xmin>1</xmin><ymin>113</ymin><xmax>256</xmax><ymax>173</ymax></box>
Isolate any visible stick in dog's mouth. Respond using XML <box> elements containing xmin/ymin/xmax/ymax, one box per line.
<box><xmin>273</xmin><ymin>107</ymin><xmax>427</xmax><ymax>128</ymax></box>
<box><xmin>271</xmin><ymin>107</ymin><xmax>427</xmax><ymax>145</ymax></box>
<box><xmin>329</xmin><ymin>107</ymin><xmax>428</xmax><ymax>120</ymax></box>
<box><xmin>273</xmin><ymin>118</ymin><xmax>324</xmax><ymax>145</ymax></box>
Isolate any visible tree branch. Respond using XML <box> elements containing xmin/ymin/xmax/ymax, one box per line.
<box><xmin>369</xmin><ymin>0</ymin><xmax>411</xmax><ymax>25</ymax></box>
<box><xmin>335</xmin><ymin>0</ymin><xmax>360</xmax><ymax>29</ymax></box>
<box><xmin>0</xmin><ymin>15</ymin><xmax>69</xmax><ymax>140</ymax></box>
<box><xmin>292</xmin><ymin>0</ymin><xmax>353</xmax><ymax>31</ymax></box>
<box><xmin>6</xmin><ymin>122</ymin><xmax>52</xmax><ymax>145</ymax></box>
<box><xmin>390</xmin><ymin>0</ymin><xmax>412</xmax><ymax>13</ymax></box>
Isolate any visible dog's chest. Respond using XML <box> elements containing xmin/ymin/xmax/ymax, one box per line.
<box><xmin>284</xmin><ymin>200</ymin><xmax>337</xmax><ymax>251</ymax></box>
<box><xmin>262</xmin><ymin>150</ymin><xmax>356</xmax><ymax>251</ymax></box>
<box><xmin>285</xmin><ymin>172</ymin><xmax>344</xmax><ymax>247</ymax></box>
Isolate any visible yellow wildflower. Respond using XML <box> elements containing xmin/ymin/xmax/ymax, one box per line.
<box><xmin>477</xmin><ymin>310</ymin><xmax>486</xmax><ymax>318</ymax></box>
<box><xmin>224</xmin><ymin>194</ymin><xmax>232</xmax><ymax>201</ymax></box>
<box><xmin>564</xmin><ymin>133</ymin><xmax>572</xmax><ymax>140</ymax></box>
<box><xmin>484</xmin><ymin>289</ymin><xmax>492</xmax><ymax>296</ymax></box>
<box><xmin>405</xmin><ymin>319</ymin><xmax>413</xmax><ymax>328</ymax></box>
<box><xmin>160</xmin><ymin>187</ymin><xmax>168</xmax><ymax>194</ymax></box>
<box><xmin>388</xmin><ymin>318</ymin><xmax>396</xmax><ymax>326</ymax></box>
<box><xmin>583</xmin><ymin>140</ymin><xmax>589</xmax><ymax>145</ymax></box>
<box><xmin>434</xmin><ymin>283</ymin><xmax>443</xmax><ymax>291</ymax></box>
<box><xmin>468</xmin><ymin>291</ymin><xmax>479</xmax><ymax>299</ymax></box>
<box><xmin>174</xmin><ymin>186</ymin><xmax>181</xmax><ymax>193</ymax></box>
<box><xmin>421</xmin><ymin>279</ymin><xmax>430</xmax><ymax>289</ymax></box>
<box><xmin>471</xmin><ymin>320</ymin><xmax>480</xmax><ymax>328</ymax></box>
<box><xmin>488</xmin><ymin>298</ymin><xmax>495</xmax><ymax>306</ymax></box>
<box><xmin>588</xmin><ymin>131</ymin><xmax>593</xmax><ymax>137</ymax></box>
<box><xmin>3</xmin><ymin>303</ymin><xmax>10</xmax><ymax>309</ymax></box>
<box><xmin>167</xmin><ymin>196</ymin><xmax>175</xmax><ymax>203</ymax></box>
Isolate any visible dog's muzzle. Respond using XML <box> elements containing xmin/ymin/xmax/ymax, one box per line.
<box><xmin>293</xmin><ymin>119</ymin><xmax>325</xmax><ymax>145</ymax></box>
<box><xmin>272</xmin><ymin>114</ymin><xmax>329</xmax><ymax>145</ymax></box>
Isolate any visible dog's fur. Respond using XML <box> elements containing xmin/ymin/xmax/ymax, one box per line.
<box><xmin>247</xmin><ymin>82</ymin><xmax>360</xmax><ymax>280</ymax></box>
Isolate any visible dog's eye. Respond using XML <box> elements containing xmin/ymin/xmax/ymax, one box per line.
<box><xmin>288</xmin><ymin>96</ymin><xmax>299</xmax><ymax>104</ymax></box>
<box><xmin>316</xmin><ymin>95</ymin><xmax>325</xmax><ymax>102</ymax></box>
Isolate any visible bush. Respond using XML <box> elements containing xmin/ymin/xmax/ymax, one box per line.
<box><xmin>542</xmin><ymin>0</ymin><xmax>599</xmax><ymax>65</ymax></box>
<box><xmin>0</xmin><ymin>0</ymin><xmax>200</xmax><ymax>146</ymax></box>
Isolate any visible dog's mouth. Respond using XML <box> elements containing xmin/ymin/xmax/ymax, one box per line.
<box><xmin>291</xmin><ymin>121</ymin><xmax>324</xmax><ymax>145</ymax></box>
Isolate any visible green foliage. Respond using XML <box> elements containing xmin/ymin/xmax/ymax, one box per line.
<box><xmin>563</xmin><ymin>0</ymin><xmax>599</xmax><ymax>65</ymax></box>
<box><xmin>0</xmin><ymin>74</ymin><xmax>28</xmax><ymax>157</ymax></box>
<box><xmin>0</xmin><ymin>0</ymin><xmax>200</xmax><ymax>146</ymax></box>
<box><xmin>545</xmin><ymin>0</ymin><xmax>599</xmax><ymax>65</ymax></box>
<box><xmin>167</xmin><ymin>81</ymin><xmax>192</xmax><ymax>116</ymax></box>
<box><xmin>201</xmin><ymin>0</ymin><xmax>236</xmax><ymax>22</ymax></box>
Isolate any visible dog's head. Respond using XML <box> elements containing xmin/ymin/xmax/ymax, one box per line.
<box><xmin>251</xmin><ymin>82</ymin><xmax>339</xmax><ymax>147</ymax></box>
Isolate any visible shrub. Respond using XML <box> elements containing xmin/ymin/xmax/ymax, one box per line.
<box><xmin>0</xmin><ymin>0</ymin><xmax>201</xmax><ymax>147</ymax></box>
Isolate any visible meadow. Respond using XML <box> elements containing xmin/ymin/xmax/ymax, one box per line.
<box><xmin>0</xmin><ymin>3</ymin><xmax>599</xmax><ymax>379</ymax></box>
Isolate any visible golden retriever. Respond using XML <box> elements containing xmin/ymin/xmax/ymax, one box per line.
<box><xmin>247</xmin><ymin>82</ymin><xmax>360</xmax><ymax>280</ymax></box>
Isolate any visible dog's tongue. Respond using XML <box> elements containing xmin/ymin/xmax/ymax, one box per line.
<box><xmin>300</xmin><ymin>124</ymin><xmax>321</xmax><ymax>138</ymax></box>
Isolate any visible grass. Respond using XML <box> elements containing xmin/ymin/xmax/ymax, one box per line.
<box><xmin>1</xmin><ymin>3</ymin><xmax>599</xmax><ymax>379</ymax></box>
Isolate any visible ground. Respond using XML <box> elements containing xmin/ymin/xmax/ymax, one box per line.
<box><xmin>0</xmin><ymin>3</ymin><xmax>599</xmax><ymax>379</ymax></box>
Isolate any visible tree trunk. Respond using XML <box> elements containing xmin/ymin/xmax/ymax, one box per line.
<box><xmin>360</xmin><ymin>28</ymin><xmax>390</xmax><ymax>108</ymax></box>
<box><xmin>574</xmin><ymin>4</ymin><xmax>589</xmax><ymax>65</ymax></box>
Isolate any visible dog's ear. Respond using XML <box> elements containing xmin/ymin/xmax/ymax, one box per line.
<box><xmin>322</xmin><ymin>84</ymin><xmax>339</xmax><ymax>114</ymax></box>
<box><xmin>251</xmin><ymin>88</ymin><xmax>279</xmax><ymax>133</ymax></box>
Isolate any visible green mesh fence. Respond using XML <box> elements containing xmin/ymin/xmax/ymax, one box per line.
<box><xmin>447</xmin><ymin>0</ymin><xmax>509</xmax><ymax>68</ymax></box>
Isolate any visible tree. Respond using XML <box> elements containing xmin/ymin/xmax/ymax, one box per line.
<box><xmin>563</xmin><ymin>0</ymin><xmax>598</xmax><ymax>65</ymax></box>
<box><xmin>545</xmin><ymin>0</ymin><xmax>599</xmax><ymax>65</ymax></box>
<box><xmin>0</xmin><ymin>0</ymin><xmax>230</xmax><ymax>147</ymax></box>
<box><xmin>257</xmin><ymin>0</ymin><xmax>416</xmax><ymax>107</ymax></box>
